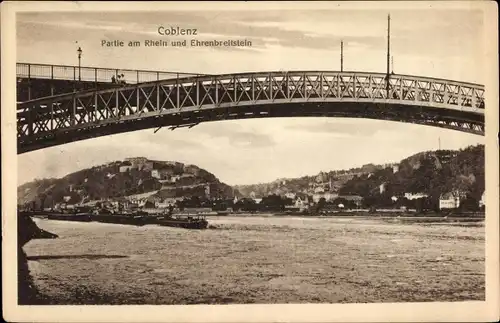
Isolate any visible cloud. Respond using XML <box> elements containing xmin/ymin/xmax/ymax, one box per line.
<box><xmin>16</xmin><ymin>8</ymin><xmax>483</xmax><ymax>61</ymax></box>
<box><xmin>284</xmin><ymin>119</ymin><xmax>390</xmax><ymax>137</ymax></box>
<box><xmin>16</xmin><ymin>11</ymin><xmax>383</xmax><ymax>52</ymax></box>
<box><xmin>140</xmin><ymin>131</ymin><xmax>205</xmax><ymax>149</ymax></box>
<box><xmin>199</xmin><ymin>123</ymin><xmax>276</xmax><ymax>148</ymax></box>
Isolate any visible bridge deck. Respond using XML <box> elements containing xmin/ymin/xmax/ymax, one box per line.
<box><xmin>16</xmin><ymin>68</ymin><xmax>486</xmax><ymax>153</ymax></box>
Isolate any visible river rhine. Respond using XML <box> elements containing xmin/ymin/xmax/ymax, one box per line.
<box><xmin>23</xmin><ymin>216</ymin><xmax>485</xmax><ymax>304</ymax></box>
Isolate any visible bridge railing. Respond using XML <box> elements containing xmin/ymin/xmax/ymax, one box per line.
<box><xmin>16</xmin><ymin>71</ymin><xmax>486</xmax><ymax>152</ymax></box>
<box><xmin>16</xmin><ymin>63</ymin><xmax>205</xmax><ymax>84</ymax></box>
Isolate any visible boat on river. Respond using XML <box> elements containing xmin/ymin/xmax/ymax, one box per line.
<box><xmin>47</xmin><ymin>213</ymin><xmax>92</xmax><ymax>222</ymax></box>
<box><xmin>19</xmin><ymin>208</ymin><xmax>209</xmax><ymax>229</ymax></box>
<box><xmin>153</xmin><ymin>214</ymin><xmax>209</xmax><ymax>229</ymax></box>
<box><xmin>91</xmin><ymin>213</ymin><xmax>148</xmax><ymax>226</ymax></box>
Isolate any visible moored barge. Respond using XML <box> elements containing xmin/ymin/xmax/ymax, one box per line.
<box><xmin>19</xmin><ymin>209</ymin><xmax>209</xmax><ymax>229</ymax></box>
<box><xmin>153</xmin><ymin>215</ymin><xmax>208</xmax><ymax>229</ymax></box>
<box><xmin>47</xmin><ymin>213</ymin><xmax>92</xmax><ymax>222</ymax></box>
<box><xmin>91</xmin><ymin>213</ymin><xmax>148</xmax><ymax>226</ymax></box>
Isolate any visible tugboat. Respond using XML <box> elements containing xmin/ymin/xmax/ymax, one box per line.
<box><xmin>47</xmin><ymin>206</ymin><xmax>92</xmax><ymax>222</ymax></box>
<box><xmin>155</xmin><ymin>214</ymin><xmax>208</xmax><ymax>229</ymax></box>
<box><xmin>152</xmin><ymin>205</ymin><xmax>209</xmax><ymax>229</ymax></box>
<box><xmin>91</xmin><ymin>208</ymin><xmax>147</xmax><ymax>226</ymax></box>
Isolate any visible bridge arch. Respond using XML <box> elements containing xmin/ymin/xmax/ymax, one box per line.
<box><xmin>17</xmin><ymin>71</ymin><xmax>485</xmax><ymax>153</ymax></box>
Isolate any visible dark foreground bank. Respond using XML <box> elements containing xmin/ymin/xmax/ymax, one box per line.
<box><xmin>18</xmin><ymin>214</ymin><xmax>58</xmax><ymax>304</ymax></box>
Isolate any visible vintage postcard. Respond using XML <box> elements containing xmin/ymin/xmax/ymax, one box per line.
<box><xmin>2</xmin><ymin>1</ymin><xmax>499</xmax><ymax>322</ymax></box>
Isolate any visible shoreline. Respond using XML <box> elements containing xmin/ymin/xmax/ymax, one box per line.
<box><xmin>31</xmin><ymin>213</ymin><xmax>486</xmax><ymax>227</ymax></box>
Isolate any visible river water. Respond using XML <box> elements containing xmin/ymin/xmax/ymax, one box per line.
<box><xmin>23</xmin><ymin>216</ymin><xmax>485</xmax><ymax>304</ymax></box>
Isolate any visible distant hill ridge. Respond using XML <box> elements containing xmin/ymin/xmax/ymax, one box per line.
<box><xmin>234</xmin><ymin>162</ymin><xmax>395</xmax><ymax>198</ymax></box>
<box><xmin>18</xmin><ymin>145</ymin><xmax>484</xmax><ymax>208</ymax></box>
<box><xmin>235</xmin><ymin>145</ymin><xmax>484</xmax><ymax>202</ymax></box>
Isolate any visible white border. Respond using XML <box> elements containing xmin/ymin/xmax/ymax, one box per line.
<box><xmin>2</xmin><ymin>1</ymin><xmax>499</xmax><ymax>322</ymax></box>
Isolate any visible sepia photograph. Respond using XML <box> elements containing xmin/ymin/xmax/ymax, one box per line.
<box><xmin>2</xmin><ymin>1</ymin><xmax>499</xmax><ymax>322</ymax></box>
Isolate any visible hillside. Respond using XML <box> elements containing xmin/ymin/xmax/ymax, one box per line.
<box><xmin>18</xmin><ymin>157</ymin><xmax>236</xmax><ymax>208</ymax></box>
<box><xmin>18</xmin><ymin>145</ymin><xmax>485</xmax><ymax>209</ymax></box>
<box><xmin>235</xmin><ymin>163</ymin><xmax>390</xmax><ymax>197</ymax></box>
<box><xmin>338</xmin><ymin>145</ymin><xmax>485</xmax><ymax>203</ymax></box>
<box><xmin>235</xmin><ymin>145</ymin><xmax>484</xmax><ymax>206</ymax></box>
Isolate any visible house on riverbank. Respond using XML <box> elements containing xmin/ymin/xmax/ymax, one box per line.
<box><xmin>439</xmin><ymin>192</ymin><xmax>461</xmax><ymax>209</ymax></box>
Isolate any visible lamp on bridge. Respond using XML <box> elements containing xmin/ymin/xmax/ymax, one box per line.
<box><xmin>77</xmin><ymin>46</ymin><xmax>82</xmax><ymax>82</ymax></box>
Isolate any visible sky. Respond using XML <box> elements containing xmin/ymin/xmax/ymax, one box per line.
<box><xmin>16</xmin><ymin>4</ymin><xmax>486</xmax><ymax>186</ymax></box>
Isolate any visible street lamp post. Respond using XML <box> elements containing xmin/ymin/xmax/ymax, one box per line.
<box><xmin>340</xmin><ymin>40</ymin><xmax>344</xmax><ymax>72</ymax></box>
<box><xmin>77</xmin><ymin>47</ymin><xmax>82</xmax><ymax>82</ymax></box>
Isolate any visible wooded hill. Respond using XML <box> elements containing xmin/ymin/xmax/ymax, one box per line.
<box><xmin>339</xmin><ymin>144</ymin><xmax>484</xmax><ymax>206</ymax></box>
<box><xmin>17</xmin><ymin>158</ymin><xmax>235</xmax><ymax>208</ymax></box>
<box><xmin>236</xmin><ymin>145</ymin><xmax>484</xmax><ymax>208</ymax></box>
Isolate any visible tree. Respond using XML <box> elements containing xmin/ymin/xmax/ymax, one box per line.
<box><xmin>234</xmin><ymin>198</ymin><xmax>258</xmax><ymax>212</ymax></box>
<box><xmin>260</xmin><ymin>194</ymin><xmax>286</xmax><ymax>211</ymax></box>
<box><xmin>415</xmin><ymin>198</ymin><xmax>424</xmax><ymax>213</ymax></box>
<box><xmin>316</xmin><ymin>197</ymin><xmax>326</xmax><ymax>212</ymax></box>
<box><xmin>459</xmin><ymin>196</ymin><xmax>479</xmax><ymax>212</ymax></box>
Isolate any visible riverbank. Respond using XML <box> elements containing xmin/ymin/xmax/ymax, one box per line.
<box><xmin>22</xmin><ymin>216</ymin><xmax>484</xmax><ymax>304</ymax></box>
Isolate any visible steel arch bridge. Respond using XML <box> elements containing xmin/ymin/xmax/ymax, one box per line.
<box><xmin>17</xmin><ymin>71</ymin><xmax>485</xmax><ymax>154</ymax></box>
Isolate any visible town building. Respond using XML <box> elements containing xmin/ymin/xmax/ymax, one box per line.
<box><xmin>324</xmin><ymin>192</ymin><xmax>338</xmax><ymax>201</ymax></box>
<box><xmin>337</xmin><ymin>195</ymin><xmax>364</xmax><ymax>207</ymax></box>
<box><xmin>253</xmin><ymin>198</ymin><xmax>262</xmax><ymax>204</ymax></box>
<box><xmin>151</xmin><ymin>169</ymin><xmax>160</xmax><ymax>179</ymax></box>
<box><xmin>479</xmin><ymin>191</ymin><xmax>485</xmax><ymax>209</ymax></box>
<box><xmin>125</xmin><ymin>157</ymin><xmax>148</xmax><ymax>168</ymax></box>
<box><xmin>119</xmin><ymin>165</ymin><xmax>132</xmax><ymax>173</ymax></box>
<box><xmin>312</xmin><ymin>192</ymin><xmax>338</xmax><ymax>203</ymax></box>
<box><xmin>125</xmin><ymin>157</ymin><xmax>148</xmax><ymax>164</ymax></box>
<box><xmin>315</xmin><ymin>172</ymin><xmax>327</xmax><ymax>183</ymax></box>
<box><xmin>404</xmin><ymin>192</ymin><xmax>428</xmax><ymax>200</ymax></box>
<box><xmin>172</xmin><ymin>175</ymin><xmax>181</xmax><ymax>183</ymax></box>
<box><xmin>139</xmin><ymin>161</ymin><xmax>154</xmax><ymax>172</ymax></box>
<box><xmin>183</xmin><ymin>165</ymin><xmax>201</xmax><ymax>176</ymax></box>
<box><xmin>155</xmin><ymin>197</ymin><xmax>177</xmax><ymax>208</ymax></box>
<box><xmin>274</xmin><ymin>188</ymin><xmax>285</xmax><ymax>196</ymax></box>
<box><xmin>314</xmin><ymin>186</ymin><xmax>325</xmax><ymax>194</ymax></box>
<box><xmin>297</xmin><ymin>193</ymin><xmax>311</xmax><ymax>203</ymax></box>
<box><xmin>294</xmin><ymin>196</ymin><xmax>309</xmax><ymax>211</ymax></box>
<box><xmin>285</xmin><ymin>192</ymin><xmax>296</xmax><ymax>200</ymax></box>
<box><xmin>124</xmin><ymin>157</ymin><xmax>154</xmax><ymax>171</ymax></box>
<box><xmin>128</xmin><ymin>198</ymin><xmax>147</xmax><ymax>208</ymax></box>
<box><xmin>155</xmin><ymin>201</ymin><xmax>170</xmax><ymax>209</ymax></box>
<box><xmin>151</xmin><ymin>169</ymin><xmax>174</xmax><ymax>180</ymax></box>
<box><xmin>439</xmin><ymin>192</ymin><xmax>461</xmax><ymax>209</ymax></box>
